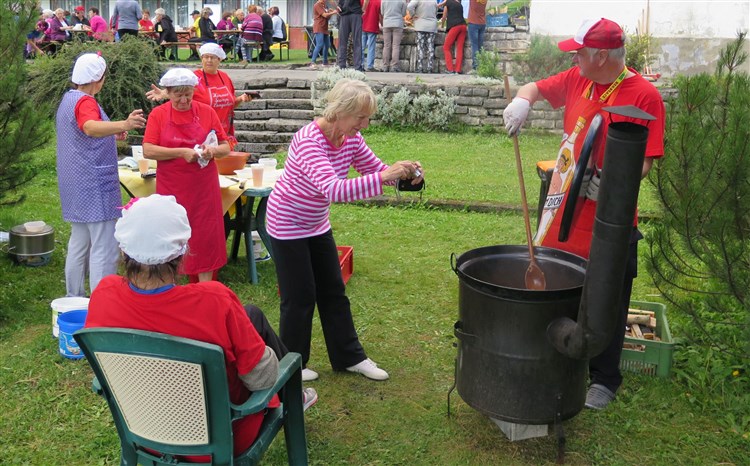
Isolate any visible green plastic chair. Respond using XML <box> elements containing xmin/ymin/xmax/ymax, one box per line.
<box><xmin>74</xmin><ymin>328</ymin><xmax>308</xmax><ymax>466</ymax></box>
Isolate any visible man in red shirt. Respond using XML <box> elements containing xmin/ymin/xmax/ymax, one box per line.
<box><xmin>503</xmin><ymin>18</ymin><xmax>665</xmax><ymax>410</ymax></box>
<box><xmin>362</xmin><ymin>0</ymin><xmax>382</xmax><ymax>71</ymax></box>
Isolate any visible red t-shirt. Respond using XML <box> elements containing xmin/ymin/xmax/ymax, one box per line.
<box><xmin>86</xmin><ymin>276</ymin><xmax>278</xmax><ymax>456</ymax></box>
<box><xmin>536</xmin><ymin>67</ymin><xmax>665</xmax><ymax>159</ymax></box>
<box><xmin>192</xmin><ymin>69</ymin><xmax>236</xmax><ymax>136</ymax></box>
<box><xmin>362</xmin><ymin>0</ymin><xmax>382</xmax><ymax>33</ymax></box>
<box><xmin>143</xmin><ymin>100</ymin><xmax>229</xmax><ymax>146</ymax></box>
<box><xmin>74</xmin><ymin>95</ymin><xmax>102</xmax><ymax>132</ymax></box>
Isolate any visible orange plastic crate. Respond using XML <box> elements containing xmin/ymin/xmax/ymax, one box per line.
<box><xmin>337</xmin><ymin>246</ymin><xmax>354</xmax><ymax>284</ymax></box>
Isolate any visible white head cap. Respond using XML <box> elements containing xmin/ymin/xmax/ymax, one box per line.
<box><xmin>199</xmin><ymin>42</ymin><xmax>226</xmax><ymax>60</ymax></box>
<box><xmin>158</xmin><ymin>68</ymin><xmax>199</xmax><ymax>87</ymax></box>
<box><xmin>115</xmin><ymin>195</ymin><xmax>192</xmax><ymax>265</ymax></box>
<box><xmin>71</xmin><ymin>53</ymin><xmax>107</xmax><ymax>85</ymax></box>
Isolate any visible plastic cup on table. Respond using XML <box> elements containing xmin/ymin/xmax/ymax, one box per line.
<box><xmin>137</xmin><ymin>158</ymin><xmax>150</xmax><ymax>175</ymax></box>
<box><xmin>251</xmin><ymin>164</ymin><xmax>264</xmax><ymax>187</ymax></box>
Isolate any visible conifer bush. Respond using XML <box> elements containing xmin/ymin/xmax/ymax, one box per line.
<box><xmin>0</xmin><ymin>1</ymin><xmax>53</xmax><ymax>205</ymax></box>
<box><xmin>26</xmin><ymin>37</ymin><xmax>162</xmax><ymax>122</ymax></box>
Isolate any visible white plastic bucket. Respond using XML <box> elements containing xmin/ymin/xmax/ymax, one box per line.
<box><xmin>50</xmin><ymin>297</ymin><xmax>90</xmax><ymax>338</ymax></box>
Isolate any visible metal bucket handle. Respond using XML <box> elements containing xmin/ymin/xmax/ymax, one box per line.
<box><xmin>450</xmin><ymin>252</ymin><xmax>458</xmax><ymax>274</ymax></box>
<box><xmin>453</xmin><ymin>320</ymin><xmax>478</xmax><ymax>345</ymax></box>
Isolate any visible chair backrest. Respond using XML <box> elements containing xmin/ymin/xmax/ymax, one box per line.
<box><xmin>75</xmin><ymin>328</ymin><xmax>237</xmax><ymax>465</ymax></box>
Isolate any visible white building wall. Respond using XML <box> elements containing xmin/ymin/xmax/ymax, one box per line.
<box><xmin>529</xmin><ymin>0</ymin><xmax>750</xmax><ymax>76</ymax></box>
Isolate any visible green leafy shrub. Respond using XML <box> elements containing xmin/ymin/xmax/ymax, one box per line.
<box><xmin>0</xmin><ymin>0</ymin><xmax>53</xmax><ymax>205</ymax></box>
<box><xmin>625</xmin><ymin>28</ymin><xmax>657</xmax><ymax>72</ymax></box>
<box><xmin>647</xmin><ymin>34</ymin><xmax>750</xmax><ymax>419</ymax></box>
<box><xmin>375</xmin><ymin>88</ymin><xmax>455</xmax><ymax>130</ymax></box>
<box><xmin>26</xmin><ymin>37</ymin><xmax>163</xmax><ymax>122</ymax></box>
<box><xmin>511</xmin><ymin>34</ymin><xmax>570</xmax><ymax>84</ymax></box>
<box><xmin>476</xmin><ymin>49</ymin><xmax>502</xmax><ymax>80</ymax></box>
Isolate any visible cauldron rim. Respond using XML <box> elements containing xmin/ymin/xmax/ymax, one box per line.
<box><xmin>454</xmin><ymin>245</ymin><xmax>587</xmax><ymax>299</ymax></box>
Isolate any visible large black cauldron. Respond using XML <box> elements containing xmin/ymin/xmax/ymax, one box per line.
<box><xmin>453</xmin><ymin>245</ymin><xmax>587</xmax><ymax>424</ymax></box>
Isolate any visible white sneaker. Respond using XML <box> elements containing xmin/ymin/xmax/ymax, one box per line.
<box><xmin>302</xmin><ymin>368</ymin><xmax>319</xmax><ymax>382</ymax></box>
<box><xmin>346</xmin><ymin>358</ymin><xmax>389</xmax><ymax>381</ymax></box>
<box><xmin>302</xmin><ymin>387</ymin><xmax>318</xmax><ymax>411</ymax></box>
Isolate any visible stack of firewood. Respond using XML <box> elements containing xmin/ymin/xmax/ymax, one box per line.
<box><xmin>623</xmin><ymin>308</ymin><xmax>661</xmax><ymax>351</ymax></box>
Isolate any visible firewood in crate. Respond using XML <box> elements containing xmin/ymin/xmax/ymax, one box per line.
<box><xmin>628</xmin><ymin>308</ymin><xmax>656</xmax><ymax>317</ymax></box>
<box><xmin>627</xmin><ymin>314</ymin><xmax>652</xmax><ymax>325</ymax></box>
<box><xmin>631</xmin><ymin>323</ymin><xmax>644</xmax><ymax>339</ymax></box>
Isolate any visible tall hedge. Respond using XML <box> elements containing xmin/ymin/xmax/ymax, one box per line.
<box><xmin>26</xmin><ymin>36</ymin><xmax>163</xmax><ymax>122</ymax></box>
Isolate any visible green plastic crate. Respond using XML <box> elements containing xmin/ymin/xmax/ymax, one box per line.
<box><xmin>620</xmin><ymin>301</ymin><xmax>674</xmax><ymax>378</ymax></box>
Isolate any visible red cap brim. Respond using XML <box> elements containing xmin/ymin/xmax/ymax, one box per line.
<box><xmin>558</xmin><ymin>38</ymin><xmax>584</xmax><ymax>52</ymax></box>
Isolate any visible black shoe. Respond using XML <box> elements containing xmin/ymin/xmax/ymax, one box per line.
<box><xmin>188</xmin><ymin>54</ymin><xmax>199</xmax><ymax>61</ymax></box>
<box><xmin>443</xmin><ymin>69</ymin><xmax>453</xmax><ymax>74</ymax></box>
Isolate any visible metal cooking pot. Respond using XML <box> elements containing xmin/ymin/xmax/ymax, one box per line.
<box><xmin>7</xmin><ymin>224</ymin><xmax>55</xmax><ymax>265</ymax></box>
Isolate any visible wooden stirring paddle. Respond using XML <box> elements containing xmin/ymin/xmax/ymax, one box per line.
<box><xmin>504</xmin><ymin>76</ymin><xmax>547</xmax><ymax>291</ymax></box>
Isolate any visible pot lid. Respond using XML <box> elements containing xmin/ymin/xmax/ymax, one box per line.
<box><xmin>11</xmin><ymin>224</ymin><xmax>54</xmax><ymax>236</ymax></box>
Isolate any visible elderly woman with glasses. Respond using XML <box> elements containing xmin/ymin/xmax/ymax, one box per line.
<box><xmin>142</xmin><ymin>68</ymin><xmax>231</xmax><ymax>282</ymax></box>
<box><xmin>146</xmin><ymin>43</ymin><xmax>254</xmax><ymax>145</ymax></box>
<box><xmin>267</xmin><ymin>79</ymin><xmax>424</xmax><ymax>383</ymax></box>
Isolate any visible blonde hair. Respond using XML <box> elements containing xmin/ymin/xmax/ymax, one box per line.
<box><xmin>322</xmin><ymin>79</ymin><xmax>377</xmax><ymax>122</ymax></box>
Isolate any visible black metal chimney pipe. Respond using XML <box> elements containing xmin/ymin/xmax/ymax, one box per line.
<box><xmin>546</xmin><ymin>121</ymin><xmax>648</xmax><ymax>359</ymax></box>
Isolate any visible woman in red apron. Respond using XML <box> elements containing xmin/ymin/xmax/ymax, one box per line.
<box><xmin>142</xmin><ymin>68</ymin><xmax>230</xmax><ymax>281</ymax></box>
<box><xmin>146</xmin><ymin>43</ymin><xmax>255</xmax><ymax>146</ymax></box>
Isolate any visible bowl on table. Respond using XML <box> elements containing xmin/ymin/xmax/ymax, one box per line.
<box><xmin>215</xmin><ymin>151</ymin><xmax>251</xmax><ymax>175</ymax></box>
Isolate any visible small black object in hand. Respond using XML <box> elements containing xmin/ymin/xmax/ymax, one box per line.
<box><xmin>398</xmin><ymin>178</ymin><xmax>424</xmax><ymax>192</ymax></box>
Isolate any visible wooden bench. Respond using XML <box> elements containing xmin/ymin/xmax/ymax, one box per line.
<box><xmin>236</xmin><ymin>40</ymin><xmax>262</xmax><ymax>62</ymax></box>
<box><xmin>160</xmin><ymin>41</ymin><xmax>196</xmax><ymax>60</ymax></box>
<box><xmin>273</xmin><ymin>40</ymin><xmax>290</xmax><ymax>61</ymax></box>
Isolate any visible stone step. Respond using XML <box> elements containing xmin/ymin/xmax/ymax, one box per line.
<box><xmin>255</xmin><ymin>88</ymin><xmax>312</xmax><ymax>100</ymax></box>
<box><xmin>234</xmin><ymin>108</ymin><xmax>314</xmax><ymax>121</ymax></box>
<box><xmin>266</xmin><ymin>98</ymin><xmax>314</xmax><ymax>110</ymax></box>
<box><xmin>235</xmin><ymin>118</ymin><xmax>309</xmax><ymax>133</ymax></box>
<box><xmin>236</xmin><ymin>141</ymin><xmax>289</xmax><ymax>156</ymax></box>
<box><xmin>234</xmin><ymin>130</ymin><xmax>295</xmax><ymax>143</ymax></box>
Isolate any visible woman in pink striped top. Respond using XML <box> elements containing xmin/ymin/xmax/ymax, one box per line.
<box><xmin>267</xmin><ymin>79</ymin><xmax>423</xmax><ymax>382</ymax></box>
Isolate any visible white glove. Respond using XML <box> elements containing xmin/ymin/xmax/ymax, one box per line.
<box><xmin>503</xmin><ymin>97</ymin><xmax>531</xmax><ymax>136</ymax></box>
<box><xmin>584</xmin><ymin>172</ymin><xmax>601</xmax><ymax>201</ymax></box>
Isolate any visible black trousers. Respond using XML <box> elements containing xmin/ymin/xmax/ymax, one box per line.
<box><xmin>270</xmin><ymin>230</ymin><xmax>366</xmax><ymax>371</ymax></box>
<box><xmin>589</xmin><ymin>229</ymin><xmax>641</xmax><ymax>392</ymax></box>
<box><xmin>337</xmin><ymin>14</ymin><xmax>362</xmax><ymax>70</ymax></box>
<box><xmin>244</xmin><ymin>303</ymin><xmax>287</xmax><ymax>359</ymax></box>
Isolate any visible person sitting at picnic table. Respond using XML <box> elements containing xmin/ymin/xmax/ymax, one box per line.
<box><xmin>138</xmin><ymin>9</ymin><xmax>156</xmax><ymax>39</ymax></box>
<box><xmin>142</xmin><ymin>68</ymin><xmax>231</xmax><ymax>282</ymax></box>
<box><xmin>258</xmin><ymin>7</ymin><xmax>275</xmax><ymax>61</ymax></box>
<box><xmin>48</xmin><ymin>8</ymin><xmax>73</xmax><ymax>43</ymax></box>
<box><xmin>85</xmin><ymin>194</ymin><xmax>318</xmax><ymax>461</ymax></box>
<box><xmin>87</xmin><ymin>7</ymin><xmax>109</xmax><ymax>41</ymax></box>
<box><xmin>232</xmin><ymin>9</ymin><xmax>246</xmax><ymax>60</ymax></box>
<box><xmin>267</xmin><ymin>78</ymin><xmax>424</xmax><ymax>382</ymax></box>
<box><xmin>239</xmin><ymin>5</ymin><xmax>263</xmax><ymax>65</ymax></box>
<box><xmin>216</xmin><ymin>11</ymin><xmax>237</xmax><ymax>56</ymax></box>
<box><xmin>70</xmin><ymin>5</ymin><xmax>90</xmax><ymax>28</ymax></box>
<box><xmin>153</xmin><ymin>8</ymin><xmax>177</xmax><ymax>60</ymax></box>
<box><xmin>146</xmin><ymin>43</ymin><xmax>255</xmax><ymax>145</ymax></box>
<box><xmin>56</xmin><ymin>53</ymin><xmax>146</xmax><ymax>297</ymax></box>
<box><xmin>269</xmin><ymin>7</ymin><xmax>286</xmax><ymax>43</ymax></box>
<box><xmin>187</xmin><ymin>7</ymin><xmax>216</xmax><ymax>60</ymax></box>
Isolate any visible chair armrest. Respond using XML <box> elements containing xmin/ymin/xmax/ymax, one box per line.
<box><xmin>92</xmin><ymin>376</ymin><xmax>103</xmax><ymax>396</ymax></box>
<box><xmin>231</xmin><ymin>352</ymin><xmax>302</xmax><ymax>418</ymax></box>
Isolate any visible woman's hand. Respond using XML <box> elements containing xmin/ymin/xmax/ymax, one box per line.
<box><xmin>381</xmin><ymin>161</ymin><xmax>423</xmax><ymax>183</ymax></box>
<box><xmin>145</xmin><ymin>84</ymin><xmax>168</xmax><ymax>102</ymax></box>
<box><xmin>125</xmin><ymin>109</ymin><xmax>147</xmax><ymax>130</ymax></box>
<box><xmin>183</xmin><ymin>148</ymin><xmax>200</xmax><ymax>163</ymax></box>
<box><xmin>199</xmin><ymin>144</ymin><xmax>218</xmax><ymax>160</ymax></box>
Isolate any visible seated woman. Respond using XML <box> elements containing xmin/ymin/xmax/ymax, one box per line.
<box><xmin>187</xmin><ymin>7</ymin><xmax>216</xmax><ymax>60</ymax></box>
<box><xmin>85</xmin><ymin>194</ymin><xmax>317</xmax><ymax>459</ymax></box>
<box><xmin>238</xmin><ymin>4</ymin><xmax>263</xmax><ymax>64</ymax></box>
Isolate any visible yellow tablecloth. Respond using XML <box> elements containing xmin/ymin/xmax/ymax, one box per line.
<box><xmin>118</xmin><ymin>168</ymin><xmax>245</xmax><ymax>214</ymax></box>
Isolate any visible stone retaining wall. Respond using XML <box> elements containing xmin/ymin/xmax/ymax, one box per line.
<box><xmin>365</xmin><ymin>26</ymin><xmax>530</xmax><ymax>74</ymax></box>
<box><xmin>311</xmin><ymin>79</ymin><xmax>563</xmax><ymax>130</ymax></box>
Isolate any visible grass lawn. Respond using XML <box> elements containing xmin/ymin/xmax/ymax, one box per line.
<box><xmin>0</xmin><ymin>130</ymin><xmax>747</xmax><ymax>465</ymax></box>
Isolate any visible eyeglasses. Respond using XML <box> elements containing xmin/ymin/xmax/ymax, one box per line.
<box><xmin>201</xmin><ymin>55</ymin><xmax>220</xmax><ymax>61</ymax></box>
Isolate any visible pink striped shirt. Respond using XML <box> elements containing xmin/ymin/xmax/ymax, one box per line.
<box><xmin>267</xmin><ymin>121</ymin><xmax>389</xmax><ymax>239</ymax></box>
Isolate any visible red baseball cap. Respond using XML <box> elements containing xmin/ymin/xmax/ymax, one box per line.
<box><xmin>74</xmin><ymin>5</ymin><xmax>85</xmax><ymax>11</ymax></box>
<box><xmin>558</xmin><ymin>18</ymin><xmax>625</xmax><ymax>52</ymax></box>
